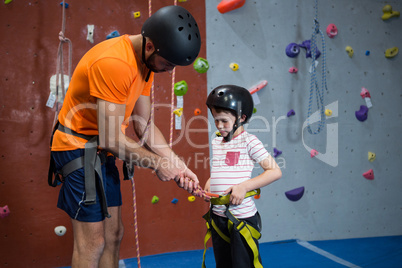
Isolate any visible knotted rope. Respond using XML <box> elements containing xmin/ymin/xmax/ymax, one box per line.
<box><xmin>53</xmin><ymin>0</ymin><xmax>72</xmax><ymax>125</ymax></box>
<box><xmin>306</xmin><ymin>0</ymin><xmax>328</xmax><ymax>135</ymax></box>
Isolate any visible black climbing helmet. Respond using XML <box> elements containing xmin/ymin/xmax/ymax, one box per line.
<box><xmin>141</xmin><ymin>5</ymin><xmax>201</xmax><ymax>66</ymax></box>
<box><xmin>206</xmin><ymin>85</ymin><xmax>254</xmax><ymax>123</ymax></box>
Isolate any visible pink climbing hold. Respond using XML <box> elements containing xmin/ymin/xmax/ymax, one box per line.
<box><xmin>285</xmin><ymin>187</ymin><xmax>305</xmax><ymax>202</ymax></box>
<box><xmin>326</xmin><ymin>24</ymin><xmax>338</xmax><ymax>38</ymax></box>
<box><xmin>360</xmin><ymin>87</ymin><xmax>371</xmax><ymax>99</ymax></box>
<box><xmin>363</xmin><ymin>169</ymin><xmax>374</xmax><ymax>180</ymax></box>
<box><xmin>289</xmin><ymin>67</ymin><xmax>298</xmax><ymax>73</ymax></box>
<box><xmin>0</xmin><ymin>205</ymin><xmax>10</xmax><ymax>218</ymax></box>
<box><xmin>310</xmin><ymin>149</ymin><xmax>318</xmax><ymax>158</ymax></box>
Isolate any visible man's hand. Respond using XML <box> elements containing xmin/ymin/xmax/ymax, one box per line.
<box><xmin>172</xmin><ymin>158</ymin><xmax>199</xmax><ymax>193</ymax></box>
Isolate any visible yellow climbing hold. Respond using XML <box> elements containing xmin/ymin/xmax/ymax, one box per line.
<box><xmin>325</xmin><ymin>109</ymin><xmax>333</xmax><ymax>116</ymax></box>
<box><xmin>385</xmin><ymin>47</ymin><xmax>399</xmax><ymax>58</ymax></box>
<box><xmin>173</xmin><ymin>107</ymin><xmax>183</xmax><ymax>117</ymax></box>
<box><xmin>381</xmin><ymin>5</ymin><xmax>400</xmax><ymax>21</ymax></box>
<box><xmin>229</xmin><ymin>63</ymin><xmax>239</xmax><ymax>71</ymax></box>
<box><xmin>345</xmin><ymin>46</ymin><xmax>354</xmax><ymax>58</ymax></box>
<box><xmin>133</xmin><ymin>11</ymin><xmax>141</xmax><ymax>18</ymax></box>
<box><xmin>368</xmin><ymin>152</ymin><xmax>376</xmax><ymax>162</ymax></box>
<box><xmin>188</xmin><ymin>196</ymin><xmax>196</xmax><ymax>202</ymax></box>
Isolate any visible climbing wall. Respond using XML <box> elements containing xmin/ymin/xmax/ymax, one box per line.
<box><xmin>0</xmin><ymin>0</ymin><xmax>208</xmax><ymax>267</ymax></box>
<box><xmin>206</xmin><ymin>0</ymin><xmax>402</xmax><ymax>242</ymax></box>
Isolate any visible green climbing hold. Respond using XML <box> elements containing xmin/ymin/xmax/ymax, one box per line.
<box><xmin>174</xmin><ymin>80</ymin><xmax>188</xmax><ymax>96</ymax></box>
<box><xmin>193</xmin><ymin>57</ymin><xmax>209</xmax><ymax>74</ymax></box>
<box><xmin>151</xmin><ymin>195</ymin><xmax>159</xmax><ymax>204</ymax></box>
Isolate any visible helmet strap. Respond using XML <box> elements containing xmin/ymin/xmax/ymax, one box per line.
<box><xmin>223</xmin><ymin>117</ymin><xmax>241</xmax><ymax>142</ymax></box>
<box><xmin>142</xmin><ymin>36</ymin><xmax>153</xmax><ymax>82</ymax></box>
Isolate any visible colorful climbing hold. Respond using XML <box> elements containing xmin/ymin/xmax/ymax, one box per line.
<box><xmin>355</xmin><ymin>105</ymin><xmax>368</xmax><ymax>122</ymax></box>
<box><xmin>151</xmin><ymin>195</ymin><xmax>159</xmax><ymax>204</ymax></box>
<box><xmin>325</xmin><ymin>109</ymin><xmax>332</xmax><ymax>117</ymax></box>
<box><xmin>188</xmin><ymin>196</ymin><xmax>196</xmax><ymax>202</ymax></box>
<box><xmin>365</xmin><ymin>50</ymin><xmax>370</xmax><ymax>56</ymax></box>
<box><xmin>360</xmin><ymin>87</ymin><xmax>371</xmax><ymax>99</ymax></box>
<box><xmin>249</xmin><ymin>80</ymin><xmax>268</xmax><ymax>95</ymax></box>
<box><xmin>133</xmin><ymin>11</ymin><xmax>141</xmax><ymax>18</ymax></box>
<box><xmin>193</xmin><ymin>57</ymin><xmax>209</xmax><ymax>73</ymax></box>
<box><xmin>363</xmin><ymin>169</ymin><xmax>374</xmax><ymax>180</ymax></box>
<box><xmin>326</xmin><ymin>24</ymin><xmax>338</xmax><ymax>38</ymax></box>
<box><xmin>194</xmin><ymin>108</ymin><xmax>201</xmax><ymax>116</ymax></box>
<box><xmin>273</xmin><ymin>148</ymin><xmax>282</xmax><ymax>158</ymax></box>
<box><xmin>229</xmin><ymin>62</ymin><xmax>239</xmax><ymax>71</ymax></box>
<box><xmin>59</xmin><ymin>2</ymin><xmax>68</xmax><ymax>8</ymax></box>
<box><xmin>54</xmin><ymin>226</ymin><xmax>67</xmax><ymax>236</ymax></box>
<box><xmin>215</xmin><ymin>131</ymin><xmax>222</xmax><ymax>137</ymax></box>
<box><xmin>310</xmin><ymin>149</ymin><xmax>318</xmax><ymax>158</ymax></box>
<box><xmin>254</xmin><ymin>194</ymin><xmax>261</xmax><ymax>200</ymax></box>
<box><xmin>345</xmin><ymin>46</ymin><xmax>354</xmax><ymax>58</ymax></box>
<box><xmin>381</xmin><ymin>5</ymin><xmax>400</xmax><ymax>21</ymax></box>
<box><xmin>173</xmin><ymin>107</ymin><xmax>183</xmax><ymax>117</ymax></box>
<box><xmin>289</xmin><ymin>67</ymin><xmax>298</xmax><ymax>73</ymax></box>
<box><xmin>106</xmin><ymin>30</ymin><xmax>120</xmax><ymax>40</ymax></box>
<box><xmin>360</xmin><ymin>87</ymin><xmax>373</xmax><ymax>108</ymax></box>
<box><xmin>253</xmin><ymin>107</ymin><xmax>257</xmax><ymax>114</ymax></box>
<box><xmin>171</xmin><ymin>198</ymin><xmax>178</xmax><ymax>204</ymax></box>
<box><xmin>287</xmin><ymin>109</ymin><xmax>295</xmax><ymax>117</ymax></box>
<box><xmin>368</xmin><ymin>152</ymin><xmax>376</xmax><ymax>162</ymax></box>
<box><xmin>285</xmin><ymin>187</ymin><xmax>305</xmax><ymax>202</ymax></box>
<box><xmin>385</xmin><ymin>47</ymin><xmax>399</xmax><ymax>58</ymax></box>
<box><xmin>217</xmin><ymin>0</ymin><xmax>246</xmax><ymax>14</ymax></box>
<box><xmin>0</xmin><ymin>205</ymin><xmax>10</xmax><ymax>218</ymax></box>
<box><xmin>286</xmin><ymin>43</ymin><xmax>300</xmax><ymax>58</ymax></box>
<box><xmin>174</xmin><ymin>80</ymin><xmax>188</xmax><ymax>96</ymax></box>
<box><xmin>300</xmin><ymin>40</ymin><xmax>321</xmax><ymax>59</ymax></box>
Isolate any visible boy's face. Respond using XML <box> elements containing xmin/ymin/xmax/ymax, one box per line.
<box><xmin>211</xmin><ymin>108</ymin><xmax>236</xmax><ymax>138</ymax></box>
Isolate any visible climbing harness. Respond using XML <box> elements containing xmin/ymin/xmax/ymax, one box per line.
<box><xmin>48</xmin><ymin>122</ymin><xmax>110</xmax><ymax>219</ymax></box>
<box><xmin>306</xmin><ymin>0</ymin><xmax>328</xmax><ymax>135</ymax></box>
<box><xmin>202</xmin><ymin>189</ymin><xmax>263</xmax><ymax>268</ymax></box>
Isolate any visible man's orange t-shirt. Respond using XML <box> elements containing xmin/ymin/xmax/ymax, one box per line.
<box><xmin>52</xmin><ymin>35</ymin><xmax>154</xmax><ymax>151</ymax></box>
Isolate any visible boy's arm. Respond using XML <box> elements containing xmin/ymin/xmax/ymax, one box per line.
<box><xmin>224</xmin><ymin>155</ymin><xmax>282</xmax><ymax>205</ymax></box>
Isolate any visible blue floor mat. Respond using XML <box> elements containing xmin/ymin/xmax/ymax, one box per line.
<box><xmin>61</xmin><ymin>235</ymin><xmax>402</xmax><ymax>268</ymax></box>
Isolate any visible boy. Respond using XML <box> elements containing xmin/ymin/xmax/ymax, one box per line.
<box><xmin>203</xmin><ymin>85</ymin><xmax>282</xmax><ymax>268</ymax></box>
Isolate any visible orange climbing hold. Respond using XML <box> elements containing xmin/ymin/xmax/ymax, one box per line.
<box><xmin>217</xmin><ymin>0</ymin><xmax>246</xmax><ymax>14</ymax></box>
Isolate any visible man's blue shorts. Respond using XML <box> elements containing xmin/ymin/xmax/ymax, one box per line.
<box><xmin>52</xmin><ymin>149</ymin><xmax>122</xmax><ymax>222</ymax></box>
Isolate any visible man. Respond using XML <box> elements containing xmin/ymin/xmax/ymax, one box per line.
<box><xmin>49</xmin><ymin>6</ymin><xmax>201</xmax><ymax>267</ymax></box>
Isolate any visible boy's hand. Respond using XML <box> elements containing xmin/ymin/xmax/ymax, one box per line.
<box><xmin>224</xmin><ymin>184</ymin><xmax>247</xmax><ymax>205</ymax></box>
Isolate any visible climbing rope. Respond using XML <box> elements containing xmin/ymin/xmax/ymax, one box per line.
<box><xmin>169</xmin><ymin>0</ymin><xmax>178</xmax><ymax>147</ymax></box>
<box><xmin>128</xmin><ymin>1</ymin><xmax>156</xmax><ymax>267</ymax></box>
<box><xmin>53</xmin><ymin>0</ymin><xmax>72</xmax><ymax>125</ymax></box>
<box><xmin>170</xmin><ymin>68</ymin><xmax>175</xmax><ymax>147</ymax></box>
<box><xmin>306</xmin><ymin>0</ymin><xmax>328</xmax><ymax>135</ymax></box>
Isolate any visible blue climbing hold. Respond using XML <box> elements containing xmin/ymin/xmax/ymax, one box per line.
<box><xmin>107</xmin><ymin>30</ymin><xmax>120</xmax><ymax>40</ymax></box>
<box><xmin>285</xmin><ymin>187</ymin><xmax>305</xmax><ymax>202</ymax></box>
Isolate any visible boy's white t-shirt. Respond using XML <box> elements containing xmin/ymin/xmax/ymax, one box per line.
<box><xmin>210</xmin><ymin>131</ymin><xmax>269</xmax><ymax>219</ymax></box>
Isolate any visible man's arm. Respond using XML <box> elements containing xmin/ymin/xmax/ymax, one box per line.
<box><xmin>132</xmin><ymin>95</ymin><xmax>199</xmax><ymax>189</ymax></box>
<box><xmin>97</xmin><ymin>98</ymin><xmax>182</xmax><ymax>182</ymax></box>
